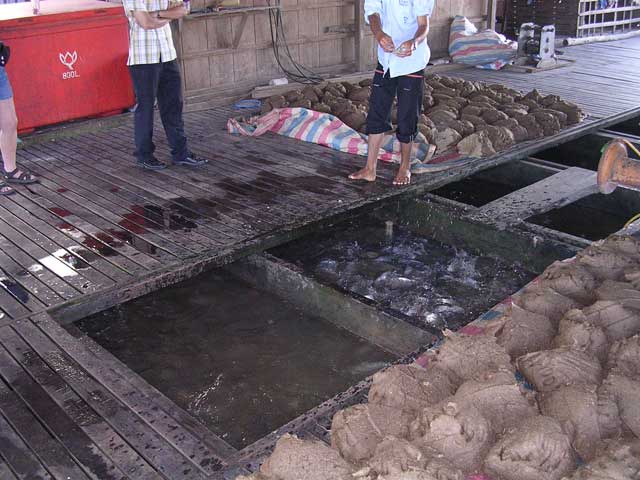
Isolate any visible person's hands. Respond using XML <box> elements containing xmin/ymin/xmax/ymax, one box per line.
<box><xmin>375</xmin><ymin>31</ymin><xmax>395</xmax><ymax>52</ymax></box>
<box><xmin>395</xmin><ymin>39</ymin><xmax>416</xmax><ymax>57</ymax></box>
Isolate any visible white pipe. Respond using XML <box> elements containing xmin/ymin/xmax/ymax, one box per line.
<box><xmin>563</xmin><ymin>29</ymin><xmax>640</xmax><ymax>46</ymax></box>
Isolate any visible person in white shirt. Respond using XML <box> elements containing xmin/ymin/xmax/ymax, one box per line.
<box><xmin>349</xmin><ymin>0</ymin><xmax>434</xmax><ymax>186</ymax></box>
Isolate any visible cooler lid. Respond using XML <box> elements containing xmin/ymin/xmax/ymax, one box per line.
<box><xmin>0</xmin><ymin>0</ymin><xmax>124</xmax><ymax>24</ymax></box>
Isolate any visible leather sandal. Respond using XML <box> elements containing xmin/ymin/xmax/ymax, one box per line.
<box><xmin>3</xmin><ymin>166</ymin><xmax>38</xmax><ymax>184</ymax></box>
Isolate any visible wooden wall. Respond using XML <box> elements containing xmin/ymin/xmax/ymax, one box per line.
<box><xmin>176</xmin><ymin>0</ymin><xmax>493</xmax><ymax>108</ymax></box>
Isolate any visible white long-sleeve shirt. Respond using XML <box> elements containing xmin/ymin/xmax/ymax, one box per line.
<box><xmin>364</xmin><ymin>0</ymin><xmax>435</xmax><ymax>78</ymax></box>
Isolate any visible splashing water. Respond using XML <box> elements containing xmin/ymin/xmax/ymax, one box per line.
<box><xmin>272</xmin><ymin>218</ymin><xmax>535</xmax><ymax>331</ymax></box>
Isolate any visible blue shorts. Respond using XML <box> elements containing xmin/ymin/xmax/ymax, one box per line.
<box><xmin>0</xmin><ymin>67</ymin><xmax>13</xmax><ymax>101</ymax></box>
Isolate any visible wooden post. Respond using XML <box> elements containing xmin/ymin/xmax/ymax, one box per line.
<box><xmin>487</xmin><ymin>0</ymin><xmax>497</xmax><ymax>31</ymax></box>
<box><xmin>354</xmin><ymin>0</ymin><xmax>368</xmax><ymax>72</ymax></box>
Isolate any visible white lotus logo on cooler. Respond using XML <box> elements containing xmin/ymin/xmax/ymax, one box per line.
<box><xmin>59</xmin><ymin>51</ymin><xmax>78</xmax><ymax>70</ymax></box>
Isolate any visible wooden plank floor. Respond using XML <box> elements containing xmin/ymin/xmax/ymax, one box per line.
<box><xmin>0</xmin><ymin>38</ymin><xmax>640</xmax><ymax>479</ymax></box>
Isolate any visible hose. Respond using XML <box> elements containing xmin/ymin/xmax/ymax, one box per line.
<box><xmin>624</xmin><ymin>212</ymin><xmax>640</xmax><ymax>228</ymax></box>
<box><xmin>623</xmin><ymin>139</ymin><xmax>640</xmax><ymax>159</ymax></box>
<box><xmin>233</xmin><ymin>99</ymin><xmax>262</xmax><ymax>110</ymax></box>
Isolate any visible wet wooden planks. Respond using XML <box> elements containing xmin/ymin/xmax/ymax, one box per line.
<box><xmin>0</xmin><ymin>38</ymin><xmax>639</xmax><ymax>479</ymax></box>
<box><xmin>0</xmin><ymin>313</ymin><xmax>235</xmax><ymax>479</ymax></box>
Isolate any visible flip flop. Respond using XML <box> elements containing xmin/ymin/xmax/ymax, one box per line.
<box><xmin>0</xmin><ymin>181</ymin><xmax>15</xmax><ymax>196</ymax></box>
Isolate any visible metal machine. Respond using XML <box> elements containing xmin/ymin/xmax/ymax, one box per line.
<box><xmin>515</xmin><ymin>23</ymin><xmax>557</xmax><ymax>70</ymax></box>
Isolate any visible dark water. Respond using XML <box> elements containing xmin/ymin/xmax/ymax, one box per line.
<box><xmin>75</xmin><ymin>270</ymin><xmax>393</xmax><ymax>449</ymax></box>
<box><xmin>270</xmin><ymin>217</ymin><xmax>535</xmax><ymax>331</ymax></box>
<box><xmin>431</xmin><ymin>178</ymin><xmax>520</xmax><ymax>207</ymax></box>
<box><xmin>532</xmin><ymin>134</ymin><xmax>608</xmax><ymax>170</ymax></box>
<box><xmin>608</xmin><ymin>116</ymin><xmax>640</xmax><ymax>137</ymax></box>
<box><xmin>527</xmin><ymin>199</ymin><xmax>628</xmax><ymax>241</ymax></box>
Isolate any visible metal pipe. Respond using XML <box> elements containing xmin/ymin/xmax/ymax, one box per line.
<box><xmin>597</xmin><ymin>139</ymin><xmax>640</xmax><ymax>194</ymax></box>
<box><xmin>563</xmin><ymin>29</ymin><xmax>640</xmax><ymax>46</ymax></box>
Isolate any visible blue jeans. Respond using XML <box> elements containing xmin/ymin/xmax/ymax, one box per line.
<box><xmin>128</xmin><ymin>60</ymin><xmax>188</xmax><ymax>163</ymax></box>
<box><xmin>0</xmin><ymin>66</ymin><xmax>13</xmax><ymax>101</ymax></box>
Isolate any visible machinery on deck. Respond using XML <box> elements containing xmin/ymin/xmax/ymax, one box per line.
<box><xmin>515</xmin><ymin>23</ymin><xmax>558</xmax><ymax>70</ymax></box>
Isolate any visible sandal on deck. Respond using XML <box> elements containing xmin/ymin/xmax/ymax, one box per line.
<box><xmin>2</xmin><ymin>167</ymin><xmax>38</xmax><ymax>185</ymax></box>
<box><xmin>0</xmin><ymin>181</ymin><xmax>15</xmax><ymax>196</ymax></box>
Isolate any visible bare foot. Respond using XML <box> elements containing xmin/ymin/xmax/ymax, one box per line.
<box><xmin>393</xmin><ymin>167</ymin><xmax>411</xmax><ymax>186</ymax></box>
<box><xmin>349</xmin><ymin>167</ymin><xmax>377</xmax><ymax>182</ymax></box>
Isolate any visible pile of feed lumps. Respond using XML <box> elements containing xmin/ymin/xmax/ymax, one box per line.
<box><xmin>237</xmin><ymin>234</ymin><xmax>640</xmax><ymax>480</ymax></box>
<box><xmin>259</xmin><ymin>74</ymin><xmax>584</xmax><ymax>158</ymax></box>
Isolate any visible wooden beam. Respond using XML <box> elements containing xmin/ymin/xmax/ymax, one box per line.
<box><xmin>385</xmin><ymin>196</ymin><xmax>580</xmax><ymax>275</ymax></box>
<box><xmin>228</xmin><ymin>254</ymin><xmax>437</xmax><ymax>355</ymax></box>
<box><xmin>232</xmin><ymin>12</ymin><xmax>249</xmax><ymax>49</ymax></box>
<box><xmin>470</xmin><ymin>167</ymin><xmax>598</xmax><ymax>228</ymax></box>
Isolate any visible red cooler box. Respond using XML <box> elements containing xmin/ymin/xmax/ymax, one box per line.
<box><xmin>0</xmin><ymin>0</ymin><xmax>135</xmax><ymax>131</ymax></box>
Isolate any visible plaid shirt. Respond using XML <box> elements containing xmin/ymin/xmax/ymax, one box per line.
<box><xmin>122</xmin><ymin>0</ymin><xmax>178</xmax><ymax>65</ymax></box>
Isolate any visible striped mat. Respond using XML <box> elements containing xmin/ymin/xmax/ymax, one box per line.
<box><xmin>227</xmin><ymin>108</ymin><xmax>473</xmax><ymax>174</ymax></box>
<box><xmin>449</xmin><ymin>15</ymin><xmax>517</xmax><ymax>70</ymax></box>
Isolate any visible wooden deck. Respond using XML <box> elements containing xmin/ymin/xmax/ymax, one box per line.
<box><xmin>0</xmin><ymin>38</ymin><xmax>639</xmax><ymax>479</ymax></box>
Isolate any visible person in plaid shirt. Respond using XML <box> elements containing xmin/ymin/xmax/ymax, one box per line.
<box><xmin>122</xmin><ymin>0</ymin><xmax>206</xmax><ymax>170</ymax></box>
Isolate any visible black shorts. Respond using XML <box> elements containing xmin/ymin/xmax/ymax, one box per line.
<box><xmin>366</xmin><ymin>63</ymin><xmax>424</xmax><ymax>144</ymax></box>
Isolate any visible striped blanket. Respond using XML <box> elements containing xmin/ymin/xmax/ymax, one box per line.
<box><xmin>227</xmin><ymin>107</ymin><xmax>473</xmax><ymax>173</ymax></box>
<box><xmin>449</xmin><ymin>15</ymin><xmax>517</xmax><ymax>70</ymax></box>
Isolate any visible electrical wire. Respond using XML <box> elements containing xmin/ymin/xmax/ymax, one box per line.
<box><xmin>266</xmin><ymin>0</ymin><xmax>323</xmax><ymax>84</ymax></box>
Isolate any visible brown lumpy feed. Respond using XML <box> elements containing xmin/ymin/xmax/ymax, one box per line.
<box><xmin>484</xmin><ymin>415</ymin><xmax>576</xmax><ymax>480</ymax></box>
<box><xmin>495</xmin><ymin>304</ymin><xmax>556</xmax><ymax>359</ymax></box>
<box><xmin>539</xmin><ymin>384</ymin><xmax>621</xmax><ymax>461</ymax></box>
<box><xmin>409</xmin><ymin>401</ymin><xmax>494</xmax><ymax>473</ymax></box>
<box><xmin>565</xmin><ymin>437</ymin><xmax>640</xmax><ymax>480</ymax></box>
<box><xmin>426</xmin><ymin>333</ymin><xmax>514</xmax><ymax>387</ymax></box>
<box><xmin>368</xmin><ymin>364</ymin><xmax>455</xmax><ymax>415</ymax></box>
<box><xmin>260</xmin><ymin>75</ymin><xmax>584</xmax><ymax>159</ymax></box>
<box><xmin>516</xmin><ymin>348</ymin><xmax>603</xmax><ymax>392</ymax></box>
<box><xmin>576</xmin><ymin>244</ymin><xmax>640</xmax><ymax>281</ymax></box>
<box><xmin>538</xmin><ymin>261</ymin><xmax>597</xmax><ymax>305</ymax></box>
<box><xmin>330</xmin><ymin>403</ymin><xmax>413</xmax><ymax>464</ymax></box>
<box><xmin>595</xmin><ymin>280</ymin><xmax>640</xmax><ymax>310</ymax></box>
<box><xmin>601</xmin><ymin>371</ymin><xmax>640</xmax><ymax>438</ymax></box>
<box><xmin>582</xmin><ymin>301</ymin><xmax>640</xmax><ymax>341</ymax></box>
<box><xmin>259</xmin><ymin>434</ymin><xmax>355</xmax><ymax>480</ymax></box>
<box><xmin>552</xmin><ymin>309</ymin><xmax>609</xmax><ymax>363</ymax></box>
<box><xmin>606</xmin><ymin>335</ymin><xmax>640</xmax><ymax>377</ymax></box>
<box><xmin>453</xmin><ymin>368</ymin><xmax>538</xmax><ymax>434</ymax></box>
<box><xmin>513</xmin><ymin>284</ymin><xmax>583</xmax><ymax>326</ymax></box>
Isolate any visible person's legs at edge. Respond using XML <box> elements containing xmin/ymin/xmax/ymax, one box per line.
<box><xmin>349</xmin><ymin>66</ymin><xmax>396</xmax><ymax>182</ymax></box>
<box><xmin>157</xmin><ymin>60</ymin><xmax>206</xmax><ymax>166</ymax></box>
<box><xmin>0</xmin><ymin>98</ymin><xmax>17</xmax><ymax>194</ymax></box>
<box><xmin>157</xmin><ymin>60</ymin><xmax>187</xmax><ymax>162</ymax></box>
<box><xmin>0</xmin><ymin>67</ymin><xmax>36</xmax><ymax>192</ymax></box>
<box><xmin>129</xmin><ymin>63</ymin><xmax>165</xmax><ymax>169</ymax></box>
<box><xmin>349</xmin><ymin>132</ymin><xmax>386</xmax><ymax>181</ymax></box>
<box><xmin>395</xmin><ymin>141</ymin><xmax>412</xmax><ymax>185</ymax></box>
<box><xmin>393</xmin><ymin>71</ymin><xmax>424</xmax><ymax>185</ymax></box>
